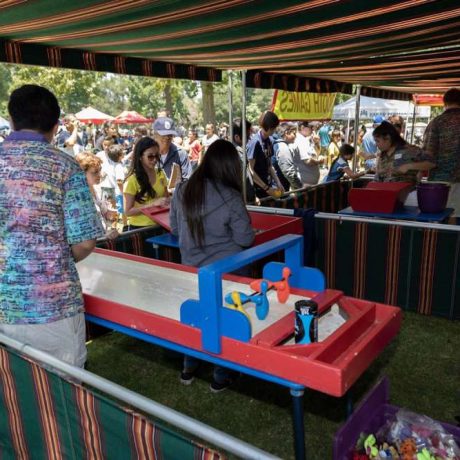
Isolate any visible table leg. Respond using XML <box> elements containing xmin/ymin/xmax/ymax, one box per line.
<box><xmin>346</xmin><ymin>388</ymin><xmax>354</xmax><ymax>418</ymax></box>
<box><xmin>291</xmin><ymin>387</ymin><xmax>306</xmax><ymax>460</ymax></box>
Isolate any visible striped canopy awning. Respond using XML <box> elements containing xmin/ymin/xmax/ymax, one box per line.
<box><xmin>1</xmin><ymin>1</ymin><xmax>459</xmax><ymax>98</ymax></box>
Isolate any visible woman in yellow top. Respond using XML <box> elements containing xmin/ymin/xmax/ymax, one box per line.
<box><xmin>327</xmin><ymin>130</ymin><xmax>342</xmax><ymax>168</ymax></box>
<box><xmin>123</xmin><ymin>137</ymin><xmax>170</xmax><ymax>229</ymax></box>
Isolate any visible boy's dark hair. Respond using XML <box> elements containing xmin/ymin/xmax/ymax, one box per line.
<box><xmin>8</xmin><ymin>84</ymin><xmax>60</xmax><ymax>133</ymax></box>
<box><xmin>232</xmin><ymin>118</ymin><xmax>251</xmax><ymax>139</ymax></box>
<box><xmin>108</xmin><ymin>144</ymin><xmax>124</xmax><ymax>162</ymax></box>
<box><xmin>298</xmin><ymin>121</ymin><xmax>311</xmax><ymax>130</ymax></box>
<box><xmin>339</xmin><ymin>143</ymin><xmax>355</xmax><ymax>156</ymax></box>
<box><xmin>258</xmin><ymin>111</ymin><xmax>279</xmax><ymax>131</ymax></box>
<box><xmin>443</xmin><ymin>87</ymin><xmax>460</xmax><ymax>106</ymax></box>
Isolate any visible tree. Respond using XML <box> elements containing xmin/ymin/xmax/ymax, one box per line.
<box><xmin>0</xmin><ymin>64</ymin><xmax>12</xmax><ymax>116</ymax></box>
<box><xmin>201</xmin><ymin>81</ymin><xmax>216</xmax><ymax>125</ymax></box>
<box><xmin>7</xmin><ymin>65</ymin><xmax>104</xmax><ymax>114</ymax></box>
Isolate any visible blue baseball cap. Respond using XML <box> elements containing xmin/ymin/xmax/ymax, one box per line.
<box><xmin>373</xmin><ymin>115</ymin><xmax>385</xmax><ymax>124</ymax></box>
<box><xmin>152</xmin><ymin>117</ymin><xmax>177</xmax><ymax>136</ymax></box>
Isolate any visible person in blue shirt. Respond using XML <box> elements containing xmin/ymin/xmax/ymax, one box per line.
<box><xmin>318</xmin><ymin>121</ymin><xmax>331</xmax><ymax>157</ymax></box>
<box><xmin>360</xmin><ymin>115</ymin><xmax>384</xmax><ymax>171</ymax></box>
<box><xmin>324</xmin><ymin>143</ymin><xmax>367</xmax><ymax>182</ymax></box>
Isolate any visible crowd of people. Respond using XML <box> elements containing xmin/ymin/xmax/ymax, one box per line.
<box><xmin>3</xmin><ymin>95</ymin><xmax>455</xmax><ymax>236</ymax></box>
<box><xmin>1</xmin><ymin>83</ymin><xmax>458</xmax><ymax>394</ymax></box>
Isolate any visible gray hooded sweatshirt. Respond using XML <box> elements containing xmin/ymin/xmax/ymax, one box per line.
<box><xmin>170</xmin><ymin>179</ymin><xmax>255</xmax><ymax>267</ymax></box>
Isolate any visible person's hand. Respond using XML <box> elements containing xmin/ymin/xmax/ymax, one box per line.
<box><xmin>318</xmin><ymin>155</ymin><xmax>325</xmax><ymax>164</ymax></box>
<box><xmin>105</xmin><ymin>228</ymin><xmax>119</xmax><ymax>240</ymax></box>
<box><xmin>106</xmin><ymin>209</ymin><xmax>118</xmax><ymax>222</ymax></box>
<box><xmin>267</xmin><ymin>187</ymin><xmax>283</xmax><ymax>198</ymax></box>
<box><xmin>153</xmin><ymin>197</ymin><xmax>170</xmax><ymax>207</ymax></box>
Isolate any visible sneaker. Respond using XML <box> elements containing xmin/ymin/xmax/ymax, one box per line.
<box><xmin>210</xmin><ymin>379</ymin><xmax>233</xmax><ymax>393</ymax></box>
<box><xmin>180</xmin><ymin>370</ymin><xmax>196</xmax><ymax>385</ymax></box>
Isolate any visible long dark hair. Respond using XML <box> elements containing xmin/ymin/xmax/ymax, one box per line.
<box><xmin>182</xmin><ymin>139</ymin><xmax>244</xmax><ymax>246</ymax></box>
<box><xmin>126</xmin><ymin>136</ymin><xmax>159</xmax><ymax>203</ymax></box>
<box><xmin>373</xmin><ymin>121</ymin><xmax>406</xmax><ymax>152</ymax></box>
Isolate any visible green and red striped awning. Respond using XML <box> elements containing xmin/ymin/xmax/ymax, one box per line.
<box><xmin>1</xmin><ymin>0</ymin><xmax>459</xmax><ymax>98</ymax></box>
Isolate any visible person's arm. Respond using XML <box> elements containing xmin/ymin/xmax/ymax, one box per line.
<box><xmin>270</xmin><ymin>165</ymin><xmax>285</xmax><ymax>192</ymax></box>
<box><xmin>124</xmin><ymin>191</ymin><xmax>169</xmax><ymax>216</ymax></box>
<box><xmin>169</xmin><ymin>187</ymin><xmax>180</xmax><ymax>237</ymax></box>
<box><xmin>277</xmin><ymin>154</ymin><xmax>303</xmax><ymax>189</ymax></box>
<box><xmin>422</xmin><ymin>121</ymin><xmax>438</xmax><ymax>158</ymax></box>
<box><xmin>64</xmin><ymin>122</ymin><xmax>79</xmax><ymax>147</ymax></box>
<box><xmin>64</xmin><ymin>168</ymin><xmax>104</xmax><ymax>258</ymax></box>
<box><xmin>71</xmin><ymin>239</ymin><xmax>96</xmax><ymax>262</ymax></box>
<box><xmin>396</xmin><ymin>161</ymin><xmax>436</xmax><ymax>175</ymax></box>
<box><xmin>342</xmin><ymin>166</ymin><xmax>367</xmax><ymax>180</ymax></box>
<box><xmin>179</xmin><ymin>149</ymin><xmax>192</xmax><ymax>179</ymax></box>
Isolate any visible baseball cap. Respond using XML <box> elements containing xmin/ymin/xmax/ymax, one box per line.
<box><xmin>152</xmin><ymin>117</ymin><xmax>177</xmax><ymax>136</ymax></box>
<box><xmin>373</xmin><ymin>115</ymin><xmax>384</xmax><ymax>124</ymax></box>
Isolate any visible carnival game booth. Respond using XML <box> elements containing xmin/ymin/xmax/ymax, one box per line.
<box><xmin>96</xmin><ymin>177</ymin><xmax>459</xmax><ymax>321</ymax></box>
<box><xmin>79</xmin><ymin>235</ymin><xmax>401</xmax><ymax>459</ymax></box>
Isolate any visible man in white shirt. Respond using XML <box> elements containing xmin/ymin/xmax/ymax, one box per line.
<box><xmin>295</xmin><ymin>122</ymin><xmax>324</xmax><ymax>186</ymax></box>
<box><xmin>201</xmin><ymin>123</ymin><xmax>219</xmax><ymax>153</ymax></box>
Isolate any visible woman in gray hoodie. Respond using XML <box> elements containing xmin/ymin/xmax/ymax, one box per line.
<box><xmin>170</xmin><ymin>139</ymin><xmax>254</xmax><ymax>392</ymax></box>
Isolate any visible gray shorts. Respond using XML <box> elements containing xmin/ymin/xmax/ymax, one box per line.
<box><xmin>0</xmin><ymin>313</ymin><xmax>87</xmax><ymax>368</ymax></box>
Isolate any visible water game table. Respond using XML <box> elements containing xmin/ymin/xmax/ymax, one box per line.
<box><xmin>78</xmin><ymin>235</ymin><xmax>401</xmax><ymax>459</ymax></box>
<box><xmin>143</xmin><ymin>206</ymin><xmax>304</xmax><ymax>255</ymax></box>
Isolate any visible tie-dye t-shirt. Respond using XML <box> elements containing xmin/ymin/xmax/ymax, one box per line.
<box><xmin>0</xmin><ymin>131</ymin><xmax>104</xmax><ymax>324</ymax></box>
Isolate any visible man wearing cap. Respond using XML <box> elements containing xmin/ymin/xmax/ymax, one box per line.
<box><xmin>152</xmin><ymin>117</ymin><xmax>192</xmax><ymax>184</ymax></box>
<box><xmin>360</xmin><ymin>115</ymin><xmax>384</xmax><ymax>170</ymax></box>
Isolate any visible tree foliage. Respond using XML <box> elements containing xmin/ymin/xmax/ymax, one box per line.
<box><xmin>0</xmin><ymin>63</ymin><xmax>344</xmax><ymax>128</ymax></box>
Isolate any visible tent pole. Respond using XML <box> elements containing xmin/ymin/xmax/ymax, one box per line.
<box><xmin>241</xmin><ymin>70</ymin><xmax>247</xmax><ymax>204</ymax></box>
<box><xmin>352</xmin><ymin>85</ymin><xmax>361</xmax><ymax>174</ymax></box>
<box><xmin>410</xmin><ymin>101</ymin><xmax>417</xmax><ymax>144</ymax></box>
<box><xmin>228</xmin><ymin>70</ymin><xmax>234</xmax><ymax>142</ymax></box>
<box><xmin>404</xmin><ymin>100</ymin><xmax>411</xmax><ymax>141</ymax></box>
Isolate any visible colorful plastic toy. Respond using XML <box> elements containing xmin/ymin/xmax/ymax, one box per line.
<box><xmin>226</xmin><ymin>291</ymin><xmax>252</xmax><ymax>326</ymax></box>
<box><xmin>250</xmin><ymin>266</ymin><xmax>291</xmax><ymax>304</ymax></box>
<box><xmin>225</xmin><ymin>279</ymin><xmax>270</xmax><ymax>320</ymax></box>
<box><xmin>400</xmin><ymin>438</ymin><xmax>417</xmax><ymax>460</ymax></box>
<box><xmin>364</xmin><ymin>434</ymin><xmax>379</xmax><ymax>458</ymax></box>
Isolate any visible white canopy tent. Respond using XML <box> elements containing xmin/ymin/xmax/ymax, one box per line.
<box><xmin>332</xmin><ymin>95</ymin><xmax>431</xmax><ymax>120</ymax></box>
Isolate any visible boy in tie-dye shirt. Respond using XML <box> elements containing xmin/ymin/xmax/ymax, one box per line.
<box><xmin>0</xmin><ymin>85</ymin><xmax>103</xmax><ymax>367</ymax></box>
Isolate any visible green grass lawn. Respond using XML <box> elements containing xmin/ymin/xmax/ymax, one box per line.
<box><xmin>86</xmin><ymin>312</ymin><xmax>460</xmax><ymax>459</ymax></box>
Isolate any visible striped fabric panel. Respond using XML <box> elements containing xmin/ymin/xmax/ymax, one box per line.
<box><xmin>31</xmin><ymin>365</ymin><xmax>63</xmax><ymax>459</ymax></box>
<box><xmin>353</xmin><ymin>222</ymin><xmax>368</xmax><ymax>299</ymax></box>
<box><xmin>418</xmin><ymin>229</ymin><xmax>438</xmax><ymax>315</ymax></box>
<box><xmin>0</xmin><ymin>348</ymin><xmax>29</xmax><ymax>459</ymax></box>
<box><xmin>324</xmin><ymin>219</ymin><xmax>337</xmax><ymax>289</ymax></box>
<box><xmin>75</xmin><ymin>387</ymin><xmax>104</xmax><ymax>459</ymax></box>
<box><xmin>131</xmin><ymin>415</ymin><xmax>156</xmax><ymax>459</ymax></box>
<box><xmin>385</xmin><ymin>225</ymin><xmax>402</xmax><ymax>306</ymax></box>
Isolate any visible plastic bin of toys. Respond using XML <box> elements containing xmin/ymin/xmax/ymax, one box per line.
<box><xmin>333</xmin><ymin>377</ymin><xmax>460</xmax><ymax>459</ymax></box>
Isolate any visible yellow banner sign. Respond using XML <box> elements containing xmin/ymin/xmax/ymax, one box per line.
<box><xmin>272</xmin><ymin>90</ymin><xmax>336</xmax><ymax>120</ymax></box>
